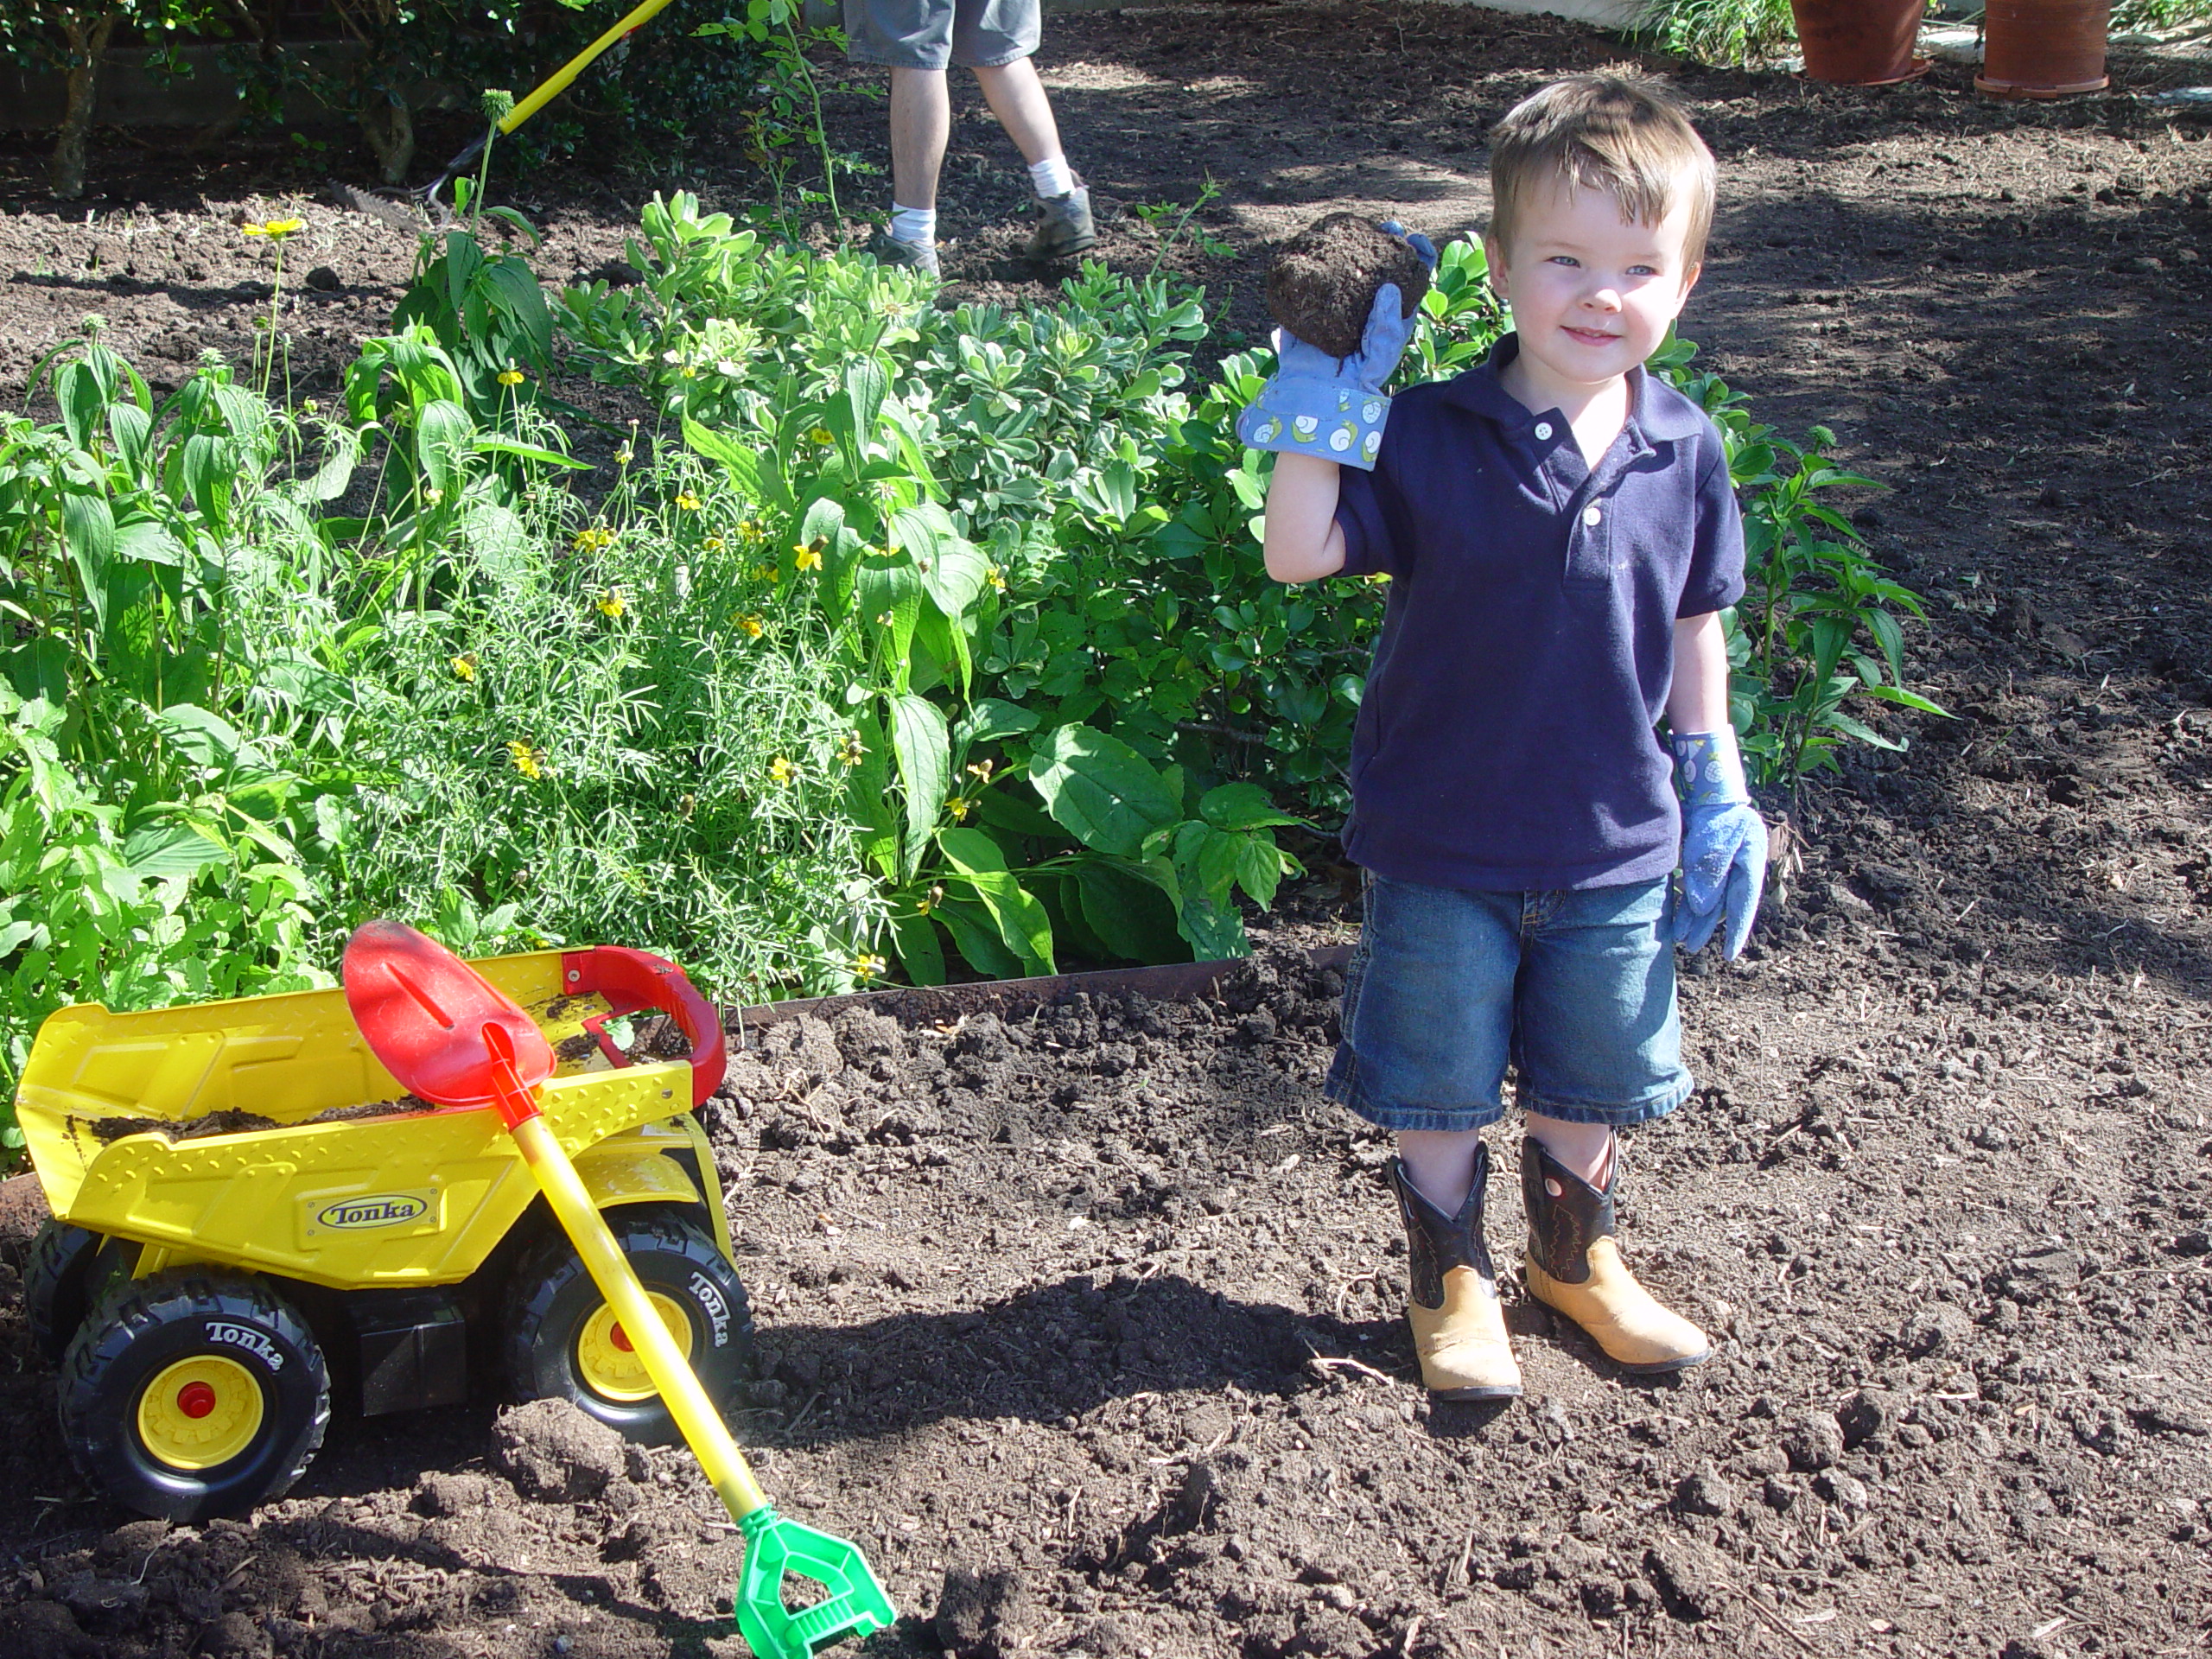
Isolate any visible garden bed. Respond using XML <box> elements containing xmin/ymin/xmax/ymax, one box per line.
<box><xmin>2</xmin><ymin>3</ymin><xmax>2211</xmax><ymax>1656</ymax></box>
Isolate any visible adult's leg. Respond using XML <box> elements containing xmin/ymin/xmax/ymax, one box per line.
<box><xmin>969</xmin><ymin>55</ymin><xmax>1064</xmax><ymax>167</ymax></box>
<box><xmin>888</xmin><ymin>66</ymin><xmax>953</xmax><ymax>210</ymax></box>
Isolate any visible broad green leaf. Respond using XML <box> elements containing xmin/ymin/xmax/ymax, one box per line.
<box><xmin>60</xmin><ymin>493</ymin><xmax>116</xmax><ymax>626</ymax></box>
<box><xmin>155</xmin><ymin>703</ymin><xmax>244</xmax><ymax>769</ymax></box>
<box><xmin>681</xmin><ymin>417</ymin><xmax>769</xmax><ymax>505</ymax></box>
<box><xmin>1198</xmin><ymin>781</ymin><xmax>1305</xmax><ymax>832</ymax></box>
<box><xmin>888</xmin><ymin>692</ymin><xmax>949</xmax><ymax>881</ymax></box>
<box><xmin>889</xmin><ymin>912</ymin><xmax>945</xmax><ymax>986</ymax></box>
<box><xmin>1028</xmin><ymin>725</ymin><xmax>1179</xmax><ymax>858</ymax></box>
<box><xmin>416</xmin><ymin>399</ymin><xmax>473</xmax><ymax>493</ymax></box>
<box><xmin>960</xmin><ymin>698</ymin><xmax>1039</xmax><ymax>746</ymax></box>
<box><xmin>845</xmin><ymin>357</ymin><xmax>887</xmax><ymax>441</ymax></box>
<box><xmin>1075</xmin><ymin>859</ymin><xmax>1186</xmax><ymax>963</ymax></box>
<box><xmin>122</xmin><ymin>819</ymin><xmax>229</xmax><ymax>881</ymax></box>
<box><xmin>935</xmin><ymin>896</ymin><xmax>1023</xmax><ymax>978</ymax></box>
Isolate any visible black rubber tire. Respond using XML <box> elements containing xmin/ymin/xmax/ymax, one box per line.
<box><xmin>504</xmin><ymin>1208</ymin><xmax>754</xmax><ymax>1444</ymax></box>
<box><xmin>25</xmin><ymin>1221</ymin><xmax>105</xmax><ymax>1363</ymax></box>
<box><xmin>58</xmin><ymin>1272</ymin><xmax>330</xmax><ymax>1522</ymax></box>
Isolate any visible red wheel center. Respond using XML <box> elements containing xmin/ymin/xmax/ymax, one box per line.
<box><xmin>609</xmin><ymin>1323</ymin><xmax>632</xmax><ymax>1353</ymax></box>
<box><xmin>177</xmin><ymin>1381</ymin><xmax>218</xmax><ymax>1419</ymax></box>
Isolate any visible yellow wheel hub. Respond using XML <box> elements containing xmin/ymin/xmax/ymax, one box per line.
<box><xmin>137</xmin><ymin>1355</ymin><xmax>264</xmax><ymax>1471</ymax></box>
<box><xmin>575</xmin><ymin>1293</ymin><xmax>690</xmax><ymax>1402</ymax></box>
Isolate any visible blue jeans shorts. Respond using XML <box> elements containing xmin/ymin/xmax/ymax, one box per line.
<box><xmin>1325</xmin><ymin>872</ymin><xmax>1691</xmax><ymax>1135</ymax></box>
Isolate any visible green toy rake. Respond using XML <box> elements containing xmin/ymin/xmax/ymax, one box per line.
<box><xmin>343</xmin><ymin>920</ymin><xmax>894</xmax><ymax>1658</ymax></box>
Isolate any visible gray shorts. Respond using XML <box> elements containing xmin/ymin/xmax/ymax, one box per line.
<box><xmin>842</xmin><ymin>0</ymin><xmax>1039</xmax><ymax>69</ymax></box>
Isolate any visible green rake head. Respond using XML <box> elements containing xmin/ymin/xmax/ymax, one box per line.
<box><xmin>734</xmin><ymin>1507</ymin><xmax>896</xmax><ymax>1659</ymax></box>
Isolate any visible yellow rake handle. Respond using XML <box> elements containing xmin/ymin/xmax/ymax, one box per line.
<box><xmin>507</xmin><ymin>1110</ymin><xmax>769</xmax><ymax>1520</ymax></box>
<box><xmin>501</xmin><ymin>0</ymin><xmax>683</xmax><ymax>136</ymax></box>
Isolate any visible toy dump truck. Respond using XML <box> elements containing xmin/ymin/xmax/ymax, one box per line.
<box><xmin>16</xmin><ymin>945</ymin><xmax>752</xmax><ymax>1521</ymax></box>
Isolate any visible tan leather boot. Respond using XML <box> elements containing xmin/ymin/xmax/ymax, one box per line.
<box><xmin>1521</xmin><ymin>1136</ymin><xmax>1709</xmax><ymax>1375</ymax></box>
<box><xmin>1389</xmin><ymin>1144</ymin><xmax>1522</xmax><ymax>1401</ymax></box>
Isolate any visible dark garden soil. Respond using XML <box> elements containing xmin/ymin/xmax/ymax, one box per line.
<box><xmin>4</xmin><ymin>6</ymin><xmax>2212</xmax><ymax>1658</ymax></box>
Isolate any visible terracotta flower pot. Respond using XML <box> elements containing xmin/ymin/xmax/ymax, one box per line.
<box><xmin>1977</xmin><ymin>0</ymin><xmax>2113</xmax><ymax>99</ymax></box>
<box><xmin>1789</xmin><ymin>0</ymin><xmax>1929</xmax><ymax>86</ymax></box>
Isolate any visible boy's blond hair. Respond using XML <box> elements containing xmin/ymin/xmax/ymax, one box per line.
<box><xmin>1488</xmin><ymin>76</ymin><xmax>1716</xmax><ymax>270</ymax></box>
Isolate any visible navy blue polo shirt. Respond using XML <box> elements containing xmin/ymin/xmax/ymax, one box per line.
<box><xmin>1332</xmin><ymin>334</ymin><xmax>1745</xmax><ymax>893</ymax></box>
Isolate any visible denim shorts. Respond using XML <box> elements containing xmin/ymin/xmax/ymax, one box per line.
<box><xmin>842</xmin><ymin>0</ymin><xmax>1039</xmax><ymax>69</ymax></box>
<box><xmin>1325</xmin><ymin>872</ymin><xmax>1691</xmax><ymax>1134</ymax></box>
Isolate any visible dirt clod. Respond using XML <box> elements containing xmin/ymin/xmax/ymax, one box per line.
<box><xmin>491</xmin><ymin>1397</ymin><xmax>628</xmax><ymax>1503</ymax></box>
<box><xmin>1264</xmin><ymin>213</ymin><xmax>1431</xmax><ymax>359</ymax></box>
<box><xmin>934</xmin><ymin>1561</ymin><xmax>1033</xmax><ymax>1656</ymax></box>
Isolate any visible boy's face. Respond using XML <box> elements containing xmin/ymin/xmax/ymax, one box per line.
<box><xmin>1484</xmin><ymin>176</ymin><xmax>1702</xmax><ymax>407</ymax></box>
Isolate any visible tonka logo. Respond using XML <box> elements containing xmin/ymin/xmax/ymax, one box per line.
<box><xmin>689</xmin><ymin>1272</ymin><xmax>730</xmax><ymax>1347</ymax></box>
<box><xmin>205</xmin><ymin>1322</ymin><xmax>284</xmax><ymax>1371</ymax></box>
<box><xmin>315</xmin><ymin>1193</ymin><xmax>430</xmax><ymax>1231</ymax></box>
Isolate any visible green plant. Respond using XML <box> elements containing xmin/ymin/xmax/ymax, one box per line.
<box><xmin>2113</xmin><ymin>0</ymin><xmax>2212</xmax><ymax>26</ymax></box>
<box><xmin>1649</xmin><ymin>332</ymin><xmax>1947</xmax><ymax>786</ymax></box>
<box><xmin>1131</xmin><ymin>180</ymin><xmax>1235</xmax><ymax>276</ymax></box>
<box><xmin>1636</xmin><ymin>0</ymin><xmax>1803</xmax><ymax>65</ymax></box>
<box><xmin>696</xmin><ymin>0</ymin><xmax>871</xmax><ymax>235</ymax></box>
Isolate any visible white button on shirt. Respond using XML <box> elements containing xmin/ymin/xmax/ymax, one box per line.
<box><xmin>1583</xmin><ymin>505</ymin><xmax>1603</xmax><ymax>526</ymax></box>
<box><xmin>1535</xmin><ymin>423</ymin><xmax>1554</xmax><ymax>440</ymax></box>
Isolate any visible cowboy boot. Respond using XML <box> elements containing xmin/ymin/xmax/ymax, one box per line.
<box><xmin>1521</xmin><ymin>1135</ymin><xmax>1709</xmax><ymax>1375</ymax></box>
<box><xmin>1389</xmin><ymin>1143</ymin><xmax>1522</xmax><ymax>1401</ymax></box>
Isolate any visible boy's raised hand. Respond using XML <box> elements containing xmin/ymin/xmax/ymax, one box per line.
<box><xmin>1236</xmin><ymin>221</ymin><xmax>1437</xmax><ymax>471</ymax></box>
<box><xmin>1666</xmin><ymin>728</ymin><xmax>1769</xmax><ymax>959</ymax></box>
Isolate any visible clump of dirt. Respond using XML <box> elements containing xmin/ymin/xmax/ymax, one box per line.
<box><xmin>79</xmin><ymin>1109</ymin><xmax>279</xmax><ymax>1145</ymax></box>
<box><xmin>1265</xmin><ymin>212</ymin><xmax>1432</xmax><ymax>359</ymax></box>
<box><xmin>302</xmin><ymin>1095</ymin><xmax>437</xmax><ymax>1124</ymax></box>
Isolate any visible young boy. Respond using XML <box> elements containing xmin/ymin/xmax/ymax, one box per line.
<box><xmin>1239</xmin><ymin>77</ymin><xmax>1766</xmax><ymax>1400</ymax></box>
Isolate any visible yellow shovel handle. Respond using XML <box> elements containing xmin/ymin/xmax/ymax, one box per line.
<box><xmin>500</xmin><ymin>0</ymin><xmax>684</xmax><ymax>135</ymax></box>
<box><xmin>508</xmin><ymin>1112</ymin><xmax>768</xmax><ymax>1520</ymax></box>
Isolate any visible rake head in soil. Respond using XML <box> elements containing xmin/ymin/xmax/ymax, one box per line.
<box><xmin>735</xmin><ymin>1508</ymin><xmax>896</xmax><ymax>1659</ymax></box>
<box><xmin>332</xmin><ymin>183</ymin><xmax>451</xmax><ymax>242</ymax></box>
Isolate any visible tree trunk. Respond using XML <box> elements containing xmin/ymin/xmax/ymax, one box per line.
<box><xmin>48</xmin><ymin>10</ymin><xmax>119</xmax><ymax>200</ymax></box>
<box><xmin>360</xmin><ymin>92</ymin><xmax>416</xmax><ymax>187</ymax></box>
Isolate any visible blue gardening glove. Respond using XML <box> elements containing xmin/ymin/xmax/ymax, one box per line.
<box><xmin>1667</xmin><ymin>728</ymin><xmax>1768</xmax><ymax>959</ymax></box>
<box><xmin>1236</xmin><ymin>222</ymin><xmax>1436</xmax><ymax>470</ymax></box>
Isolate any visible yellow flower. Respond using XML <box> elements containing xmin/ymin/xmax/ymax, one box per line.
<box><xmin>916</xmin><ymin>882</ymin><xmax>944</xmax><ymax>917</ymax></box>
<box><xmin>676</xmin><ymin>491</ymin><xmax>702</xmax><ymax>511</ymax></box>
<box><xmin>597</xmin><ymin>588</ymin><xmax>626</xmax><ymax>619</ymax></box>
<box><xmin>736</xmin><ymin>613</ymin><xmax>764</xmax><ymax>639</ymax></box>
<box><xmin>737</xmin><ymin>518</ymin><xmax>766</xmax><ymax>543</ymax></box>
<box><xmin>302</xmin><ymin>398</ymin><xmax>320</xmax><ymax>416</ymax></box>
<box><xmin>241</xmin><ymin>216</ymin><xmax>305</xmax><ymax>238</ymax></box>
<box><xmin>987</xmin><ymin>565</ymin><xmax>1007</xmax><ymax>593</ymax></box>
<box><xmin>752</xmin><ymin>563</ymin><xmax>781</xmax><ymax>584</ymax></box>
<box><xmin>852</xmin><ymin>951</ymin><xmax>887</xmax><ymax>982</ymax></box>
<box><xmin>508</xmin><ymin>741</ymin><xmax>545</xmax><ymax>779</ymax></box>
<box><xmin>422</xmin><ymin>486</ymin><xmax>443</xmax><ymax>505</ymax></box>
<box><xmin>809</xmin><ymin>426</ymin><xmax>834</xmax><ymax>445</ymax></box>
<box><xmin>614</xmin><ymin>445</ymin><xmax>634</xmax><ymax>466</ymax></box>
<box><xmin>945</xmin><ymin>796</ymin><xmax>973</xmax><ymax>823</ymax></box>
<box><xmin>793</xmin><ymin>544</ymin><xmax>823</xmax><ymax>573</ymax></box>
<box><xmin>965</xmin><ymin>759</ymin><xmax>995</xmax><ymax>783</ymax></box>
<box><xmin>573</xmin><ymin>526</ymin><xmax>614</xmax><ymax>552</ymax></box>
<box><xmin>769</xmin><ymin>755</ymin><xmax>797</xmax><ymax>785</ymax></box>
<box><xmin>838</xmin><ymin>733</ymin><xmax>868</xmax><ymax>768</ymax></box>
<box><xmin>703</xmin><ymin>536</ymin><xmax>725</xmax><ymax>551</ymax></box>
<box><xmin>497</xmin><ymin>367</ymin><xmax>526</xmax><ymax>387</ymax></box>
<box><xmin>451</xmin><ymin>653</ymin><xmax>478</xmax><ymax>682</ymax></box>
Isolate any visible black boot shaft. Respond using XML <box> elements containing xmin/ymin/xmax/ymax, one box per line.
<box><xmin>1389</xmin><ymin>1142</ymin><xmax>1497</xmax><ymax>1311</ymax></box>
<box><xmin>1521</xmin><ymin>1135</ymin><xmax>1616</xmax><ymax>1288</ymax></box>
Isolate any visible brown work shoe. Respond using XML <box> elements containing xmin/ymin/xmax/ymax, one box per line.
<box><xmin>865</xmin><ymin>228</ymin><xmax>939</xmax><ymax>277</ymax></box>
<box><xmin>1521</xmin><ymin>1135</ymin><xmax>1709</xmax><ymax>1375</ymax></box>
<box><xmin>1389</xmin><ymin>1145</ymin><xmax>1521</xmax><ymax>1401</ymax></box>
<box><xmin>1025</xmin><ymin>185</ymin><xmax>1096</xmax><ymax>262</ymax></box>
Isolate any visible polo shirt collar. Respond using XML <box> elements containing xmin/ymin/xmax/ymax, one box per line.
<box><xmin>1439</xmin><ymin>334</ymin><xmax>1702</xmax><ymax>446</ymax></box>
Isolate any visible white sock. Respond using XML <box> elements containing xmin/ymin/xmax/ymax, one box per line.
<box><xmin>1028</xmin><ymin>155</ymin><xmax>1076</xmax><ymax>200</ymax></box>
<box><xmin>888</xmin><ymin>204</ymin><xmax>936</xmax><ymax>247</ymax></box>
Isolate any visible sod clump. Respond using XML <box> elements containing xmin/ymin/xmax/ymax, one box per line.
<box><xmin>1264</xmin><ymin>213</ymin><xmax>1433</xmax><ymax>360</ymax></box>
